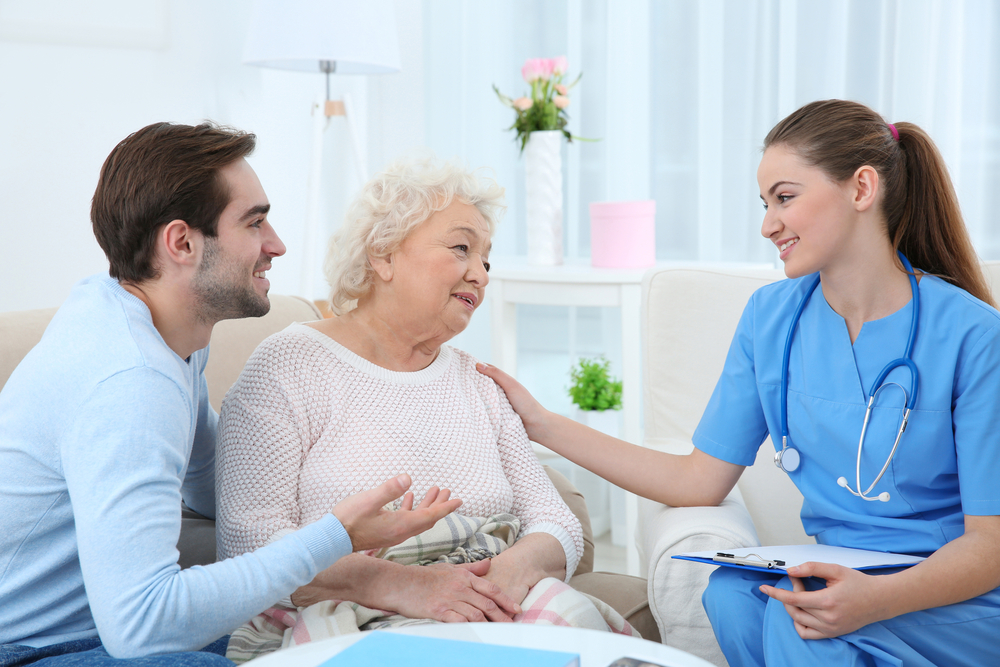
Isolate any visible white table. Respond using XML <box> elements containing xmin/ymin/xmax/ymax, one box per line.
<box><xmin>489</xmin><ymin>258</ymin><xmax>649</xmax><ymax>447</ymax></box>
<box><xmin>245</xmin><ymin>623</ymin><xmax>714</xmax><ymax>667</ymax></box>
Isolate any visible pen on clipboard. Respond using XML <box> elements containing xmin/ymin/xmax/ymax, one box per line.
<box><xmin>713</xmin><ymin>552</ymin><xmax>786</xmax><ymax>569</ymax></box>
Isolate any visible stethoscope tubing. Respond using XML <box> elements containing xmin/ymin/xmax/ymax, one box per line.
<box><xmin>776</xmin><ymin>252</ymin><xmax>920</xmax><ymax>502</ymax></box>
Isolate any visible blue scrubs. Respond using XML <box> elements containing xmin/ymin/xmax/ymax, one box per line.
<box><xmin>693</xmin><ymin>273</ymin><xmax>1000</xmax><ymax>666</ymax></box>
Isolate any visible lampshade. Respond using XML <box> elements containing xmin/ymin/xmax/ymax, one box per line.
<box><xmin>242</xmin><ymin>0</ymin><xmax>401</xmax><ymax>75</ymax></box>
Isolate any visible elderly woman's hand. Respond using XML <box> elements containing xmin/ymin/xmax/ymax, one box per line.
<box><xmin>380</xmin><ymin>559</ymin><xmax>522</xmax><ymax>623</ymax></box>
<box><xmin>289</xmin><ymin>555</ymin><xmax>521</xmax><ymax>621</ymax></box>
<box><xmin>479</xmin><ymin>533</ymin><xmax>568</xmax><ymax>607</ymax></box>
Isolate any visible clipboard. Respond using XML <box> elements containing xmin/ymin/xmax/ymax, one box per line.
<box><xmin>673</xmin><ymin>544</ymin><xmax>926</xmax><ymax>574</ymax></box>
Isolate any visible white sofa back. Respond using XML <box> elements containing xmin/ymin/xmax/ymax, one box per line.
<box><xmin>0</xmin><ymin>295</ymin><xmax>322</xmax><ymax>412</ymax></box>
<box><xmin>641</xmin><ymin>261</ymin><xmax>1000</xmax><ymax>547</ymax></box>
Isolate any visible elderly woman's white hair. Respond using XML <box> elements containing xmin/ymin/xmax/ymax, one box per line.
<box><xmin>324</xmin><ymin>154</ymin><xmax>507</xmax><ymax>315</ymax></box>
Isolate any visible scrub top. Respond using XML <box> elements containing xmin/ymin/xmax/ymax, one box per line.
<box><xmin>692</xmin><ymin>273</ymin><xmax>1000</xmax><ymax>555</ymax></box>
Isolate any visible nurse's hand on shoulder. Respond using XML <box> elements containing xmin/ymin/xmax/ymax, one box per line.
<box><xmin>759</xmin><ymin>561</ymin><xmax>893</xmax><ymax>639</ymax></box>
<box><xmin>477</xmin><ymin>362</ymin><xmax>550</xmax><ymax>440</ymax></box>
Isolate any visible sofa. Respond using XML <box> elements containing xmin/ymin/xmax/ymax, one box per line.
<box><xmin>635</xmin><ymin>262</ymin><xmax>1000</xmax><ymax>666</ymax></box>
<box><xmin>0</xmin><ymin>293</ymin><xmax>658</xmax><ymax>643</ymax></box>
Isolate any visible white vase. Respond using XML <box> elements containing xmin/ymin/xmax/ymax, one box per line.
<box><xmin>524</xmin><ymin>130</ymin><xmax>563</xmax><ymax>266</ymax></box>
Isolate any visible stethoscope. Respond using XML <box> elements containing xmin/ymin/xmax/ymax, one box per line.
<box><xmin>774</xmin><ymin>252</ymin><xmax>920</xmax><ymax>503</ymax></box>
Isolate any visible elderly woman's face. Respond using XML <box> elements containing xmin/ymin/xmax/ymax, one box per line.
<box><xmin>385</xmin><ymin>200</ymin><xmax>491</xmax><ymax>338</ymax></box>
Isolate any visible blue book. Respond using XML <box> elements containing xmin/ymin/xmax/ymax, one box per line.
<box><xmin>320</xmin><ymin>631</ymin><xmax>580</xmax><ymax>667</ymax></box>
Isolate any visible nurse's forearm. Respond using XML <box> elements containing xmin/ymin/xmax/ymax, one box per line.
<box><xmin>532</xmin><ymin>412</ymin><xmax>743</xmax><ymax>506</ymax></box>
<box><xmin>479</xmin><ymin>361</ymin><xmax>741</xmax><ymax>505</ymax></box>
<box><xmin>871</xmin><ymin>514</ymin><xmax>1000</xmax><ymax>618</ymax></box>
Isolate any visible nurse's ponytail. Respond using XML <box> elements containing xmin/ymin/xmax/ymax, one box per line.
<box><xmin>764</xmin><ymin>100</ymin><xmax>994</xmax><ymax>307</ymax></box>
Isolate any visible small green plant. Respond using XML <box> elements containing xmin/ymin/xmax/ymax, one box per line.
<box><xmin>568</xmin><ymin>357</ymin><xmax>623</xmax><ymax>411</ymax></box>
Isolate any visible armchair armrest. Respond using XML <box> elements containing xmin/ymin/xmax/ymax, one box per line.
<box><xmin>637</xmin><ymin>487</ymin><xmax>760</xmax><ymax>666</ymax></box>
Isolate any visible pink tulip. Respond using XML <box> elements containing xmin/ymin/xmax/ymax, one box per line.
<box><xmin>513</xmin><ymin>96</ymin><xmax>533</xmax><ymax>111</ymax></box>
<box><xmin>522</xmin><ymin>57</ymin><xmax>554</xmax><ymax>82</ymax></box>
<box><xmin>555</xmin><ymin>84</ymin><xmax>568</xmax><ymax>95</ymax></box>
<box><xmin>554</xmin><ymin>95</ymin><xmax>570</xmax><ymax>109</ymax></box>
<box><xmin>521</xmin><ymin>58</ymin><xmax>543</xmax><ymax>82</ymax></box>
<box><xmin>552</xmin><ymin>56</ymin><xmax>568</xmax><ymax>76</ymax></box>
<box><xmin>539</xmin><ymin>58</ymin><xmax>555</xmax><ymax>80</ymax></box>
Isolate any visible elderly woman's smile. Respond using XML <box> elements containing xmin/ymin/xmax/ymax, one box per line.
<box><xmin>380</xmin><ymin>199</ymin><xmax>491</xmax><ymax>334</ymax></box>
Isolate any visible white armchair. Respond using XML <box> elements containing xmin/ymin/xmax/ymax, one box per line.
<box><xmin>635</xmin><ymin>262</ymin><xmax>1000</xmax><ymax>666</ymax></box>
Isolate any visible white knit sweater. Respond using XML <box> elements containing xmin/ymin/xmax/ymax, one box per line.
<box><xmin>216</xmin><ymin>324</ymin><xmax>583</xmax><ymax>578</ymax></box>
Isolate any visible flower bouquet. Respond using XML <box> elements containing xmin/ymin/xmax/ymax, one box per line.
<box><xmin>493</xmin><ymin>56</ymin><xmax>583</xmax><ymax>152</ymax></box>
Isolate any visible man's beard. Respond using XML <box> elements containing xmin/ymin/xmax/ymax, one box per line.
<box><xmin>192</xmin><ymin>239</ymin><xmax>271</xmax><ymax>323</ymax></box>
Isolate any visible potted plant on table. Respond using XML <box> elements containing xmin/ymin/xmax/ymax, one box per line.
<box><xmin>568</xmin><ymin>356</ymin><xmax>622</xmax><ymax>436</ymax></box>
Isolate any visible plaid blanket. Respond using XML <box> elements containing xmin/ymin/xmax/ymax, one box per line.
<box><xmin>226</xmin><ymin>513</ymin><xmax>635</xmax><ymax>663</ymax></box>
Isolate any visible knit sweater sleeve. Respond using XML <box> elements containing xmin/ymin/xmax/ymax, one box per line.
<box><xmin>217</xmin><ymin>331</ymin><xmax>331</xmax><ymax>559</ymax></box>
<box><xmin>488</xmin><ymin>376</ymin><xmax>584</xmax><ymax>579</ymax></box>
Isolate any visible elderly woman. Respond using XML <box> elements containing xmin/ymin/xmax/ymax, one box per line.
<box><xmin>216</xmin><ymin>157</ymin><xmax>627</xmax><ymax>659</ymax></box>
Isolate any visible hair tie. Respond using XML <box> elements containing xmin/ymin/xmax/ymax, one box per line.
<box><xmin>888</xmin><ymin>123</ymin><xmax>899</xmax><ymax>141</ymax></box>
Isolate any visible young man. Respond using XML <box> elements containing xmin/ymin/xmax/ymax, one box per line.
<box><xmin>0</xmin><ymin>123</ymin><xmax>460</xmax><ymax>665</ymax></box>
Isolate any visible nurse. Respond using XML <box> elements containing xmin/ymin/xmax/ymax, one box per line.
<box><xmin>478</xmin><ymin>99</ymin><xmax>1000</xmax><ymax>666</ymax></box>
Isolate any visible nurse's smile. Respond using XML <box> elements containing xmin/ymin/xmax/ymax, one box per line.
<box><xmin>777</xmin><ymin>237</ymin><xmax>799</xmax><ymax>259</ymax></box>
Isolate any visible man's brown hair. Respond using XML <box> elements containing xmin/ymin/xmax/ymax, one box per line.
<box><xmin>91</xmin><ymin>122</ymin><xmax>257</xmax><ymax>283</ymax></box>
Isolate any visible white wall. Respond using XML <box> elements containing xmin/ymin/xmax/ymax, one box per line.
<box><xmin>0</xmin><ymin>0</ymin><xmax>407</xmax><ymax>313</ymax></box>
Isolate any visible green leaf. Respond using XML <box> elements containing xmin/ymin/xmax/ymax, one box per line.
<box><xmin>492</xmin><ymin>84</ymin><xmax>515</xmax><ymax>108</ymax></box>
<box><xmin>567</xmin><ymin>356</ymin><xmax>623</xmax><ymax>411</ymax></box>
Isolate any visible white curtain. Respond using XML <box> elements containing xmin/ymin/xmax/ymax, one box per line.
<box><xmin>423</xmin><ymin>0</ymin><xmax>1000</xmax><ymax>264</ymax></box>
<box><xmin>420</xmin><ymin>0</ymin><xmax>1000</xmax><ymax>411</ymax></box>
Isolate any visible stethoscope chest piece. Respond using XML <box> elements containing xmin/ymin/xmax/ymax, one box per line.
<box><xmin>774</xmin><ymin>437</ymin><xmax>801</xmax><ymax>472</ymax></box>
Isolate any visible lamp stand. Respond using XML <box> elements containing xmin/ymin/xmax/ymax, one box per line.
<box><xmin>299</xmin><ymin>86</ymin><xmax>369</xmax><ymax>297</ymax></box>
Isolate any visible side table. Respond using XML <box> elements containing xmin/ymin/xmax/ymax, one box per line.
<box><xmin>488</xmin><ymin>258</ymin><xmax>650</xmax><ymax>575</ymax></box>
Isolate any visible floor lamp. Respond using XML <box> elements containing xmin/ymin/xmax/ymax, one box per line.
<box><xmin>242</xmin><ymin>0</ymin><xmax>401</xmax><ymax>299</ymax></box>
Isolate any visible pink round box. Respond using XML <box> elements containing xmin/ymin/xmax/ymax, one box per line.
<box><xmin>589</xmin><ymin>200</ymin><xmax>656</xmax><ymax>268</ymax></box>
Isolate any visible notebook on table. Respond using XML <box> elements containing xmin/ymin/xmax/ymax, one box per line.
<box><xmin>320</xmin><ymin>630</ymin><xmax>580</xmax><ymax>667</ymax></box>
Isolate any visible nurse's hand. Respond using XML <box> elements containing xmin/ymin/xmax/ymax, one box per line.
<box><xmin>476</xmin><ymin>362</ymin><xmax>552</xmax><ymax>441</ymax></box>
<box><xmin>759</xmin><ymin>561</ymin><xmax>892</xmax><ymax>639</ymax></box>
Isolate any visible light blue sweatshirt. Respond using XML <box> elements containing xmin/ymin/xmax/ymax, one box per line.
<box><xmin>0</xmin><ymin>274</ymin><xmax>351</xmax><ymax>658</ymax></box>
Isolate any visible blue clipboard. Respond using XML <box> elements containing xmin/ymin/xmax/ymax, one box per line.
<box><xmin>673</xmin><ymin>544</ymin><xmax>926</xmax><ymax>574</ymax></box>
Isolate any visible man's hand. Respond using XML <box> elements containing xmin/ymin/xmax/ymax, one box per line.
<box><xmin>760</xmin><ymin>562</ymin><xmax>890</xmax><ymax>639</ymax></box>
<box><xmin>332</xmin><ymin>474</ymin><xmax>461</xmax><ymax>552</ymax></box>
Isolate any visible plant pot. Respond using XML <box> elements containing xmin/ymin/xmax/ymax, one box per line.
<box><xmin>524</xmin><ymin>130</ymin><xmax>563</xmax><ymax>266</ymax></box>
<box><xmin>589</xmin><ymin>200</ymin><xmax>656</xmax><ymax>268</ymax></box>
<box><xmin>575</xmin><ymin>407</ymin><xmax>620</xmax><ymax>437</ymax></box>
